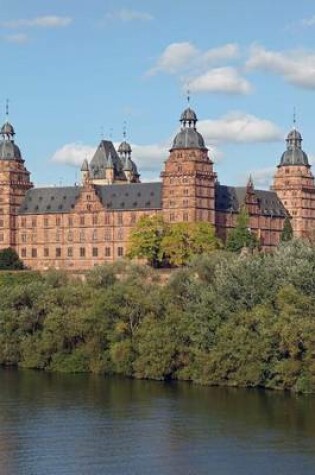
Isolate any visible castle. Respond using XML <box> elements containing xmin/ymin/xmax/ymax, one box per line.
<box><xmin>0</xmin><ymin>104</ymin><xmax>313</xmax><ymax>270</ymax></box>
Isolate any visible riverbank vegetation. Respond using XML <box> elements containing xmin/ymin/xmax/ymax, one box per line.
<box><xmin>1</xmin><ymin>240</ymin><xmax>315</xmax><ymax>393</ymax></box>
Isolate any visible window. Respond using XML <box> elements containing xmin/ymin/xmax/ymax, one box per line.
<box><xmin>105</xmin><ymin>247</ymin><xmax>111</xmax><ymax>257</ymax></box>
<box><xmin>104</xmin><ymin>229</ymin><xmax>111</xmax><ymax>241</ymax></box>
<box><xmin>105</xmin><ymin>214</ymin><xmax>110</xmax><ymax>225</ymax></box>
<box><xmin>31</xmin><ymin>248</ymin><xmax>37</xmax><ymax>258</ymax></box>
<box><xmin>92</xmin><ymin>229</ymin><xmax>97</xmax><ymax>241</ymax></box>
<box><xmin>92</xmin><ymin>215</ymin><xmax>98</xmax><ymax>225</ymax></box>
<box><xmin>130</xmin><ymin>213</ymin><xmax>136</xmax><ymax>224</ymax></box>
<box><xmin>68</xmin><ymin>217</ymin><xmax>73</xmax><ymax>226</ymax></box>
<box><xmin>170</xmin><ymin>213</ymin><xmax>175</xmax><ymax>222</ymax></box>
<box><xmin>32</xmin><ymin>218</ymin><xmax>37</xmax><ymax>227</ymax></box>
<box><xmin>86</xmin><ymin>194</ymin><xmax>91</xmax><ymax>201</ymax></box>
<box><xmin>183</xmin><ymin>199</ymin><xmax>189</xmax><ymax>207</ymax></box>
<box><xmin>67</xmin><ymin>247</ymin><xmax>73</xmax><ymax>257</ymax></box>
<box><xmin>0</xmin><ymin>220</ymin><xmax>4</xmax><ymax>227</ymax></box>
<box><xmin>183</xmin><ymin>212</ymin><xmax>189</xmax><ymax>222</ymax></box>
<box><xmin>68</xmin><ymin>231</ymin><xmax>73</xmax><ymax>241</ymax></box>
<box><xmin>117</xmin><ymin>247</ymin><xmax>124</xmax><ymax>257</ymax></box>
<box><xmin>169</xmin><ymin>201</ymin><xmax>175</xmax><ymax>207</ymax></box>
<box><xmin>117</xmin><ymin>228</ymin><xmax>124</xmax><ymax>240</ymax></box>
<box><xmin>44</xmin><ymin>217</ymin><xmax>49</xmax><ymax>227</ymax></box>
<box><xmin>56</xmin><ymin>217</ymin><xmax>61</xmax><ymax>226</ymax></box>
<box><xmin>21</xmin><ymin>218</ymin><xmax>26</xmax><ymax>227</ymax></box>
<box><xmin>21</xmin><ymin>248</ymin><xmax>26</xmax><ymax>258</ymax></box>
<box><xmin>117</xmin><ymin>213</ymin><xmax>123</xmax><ymax>225</ymax></box>
<box><xmin>92</xmin><ymin>247</ymin><xmax>98</xmax><ymax>257</ymax></box>
<box><xmin>56</xmin><ymin>231</ymin><xmax>61</xmax><ymax>242</ymax></box>
<box><xmin>44</xmin><ymin>248</ymin><xmax>49</xmax><ymax>257</ymax></box>
<box><xmin>183</xmin><ymin>189</ymin><xmax>189</xmax><ymax>196</ymax></box>
<box><xmin>21</xmin><ymin>233</ymin><xmax>27</xmax><ymax>243</ymax></box>
<box><xmin>56</xmin><ymin>248</ymin><xmax>61</xmax><ymax>258</ymax></box>
<box><xmin>80</xmin><ymin>247</ymin><xmax>86</xmax><ymax>258</ymax></box>
<box><xmin>80</xmin><ymin>216</ymin><xmax>85</xmax><ymax>226</ymax></box>
<box><xmin>0</xmin><ymin>233</ymin><xmax>3</xmax><ymax>242</ymax></box>
<box><xmin>80</xmin><ymin>230</ymin><xmax>85</xmax><ymax>242</ymax></box>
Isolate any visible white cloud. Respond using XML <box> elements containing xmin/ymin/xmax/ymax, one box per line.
<box><xmin>198</xmin><ymin>112</ymin><xmax>282</xmax><ymax>144</ymax></box>
<box><xmin>105</xmin><ymin>9</ymin><xmax>153</xmax><ymax>23</ymax></box>
<box><xmin>189</xmin><ymin>67</ymin><xmax>252</xmax><ymax>94</ymax></box>
<box><xmin>3</xmin><ymin>33</ymin><xmax>29</xmax><ymax>44</ymax></box>
<box><xmin>250</xmin><ymin>167</ymin><xmax>275</xmax><ymax>188</ymax></box>
<box><xmin>147</xmin><ymin>41</ymin><xmax>250</xmax><ymax>95</ymax></box>
<box><xmin>148</xmin><ymin>42</ymin><xmax>198</xmax><ymax>75</ymax></box>
<box><xmin>1</xmin><ymin>16</ymin><xmax>72</xmax><ymax>29</ymax></box>
<box><xmin>147</xmin><ymin>41</ymin><xmax>240</xmax><ymax>76</ymax></box>
<box><xmin>51</xmin><ymin>143</ymin><xmax>96</xmax><ymax>167</ymax></box>
<box><xmin>246</xmin><ymin>45</ymin><xmax>315</xmax><ymax>89</ymax></box>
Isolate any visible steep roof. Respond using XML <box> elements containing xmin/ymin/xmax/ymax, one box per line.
<box><xmin>19</xmin><ymin>182</ymin><xmax>162</xmax><ymax>215</ymax></box>
<box><xmin>215</xmin><ymin>184</ymin><xmax>288</xmax><ymax>217</ymax></box>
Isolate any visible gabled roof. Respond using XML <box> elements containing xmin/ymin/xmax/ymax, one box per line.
<box><xmin>215</xmin><ymin>184</ymin><xmax>288</xmax><ymax>217</ymax></box>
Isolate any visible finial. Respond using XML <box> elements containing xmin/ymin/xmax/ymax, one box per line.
<box><xmin>123</xmin><ymin>121</ymin><xmax>127</xmax><ymax>140</ymax></box>
<box><xmin>187</xmin><ymin>88</ymin><xmax>191</xmax><ymax>105</ymax></box>
<box><xmin>293</xmin><ymin>107</ymin><xmax>297</xmax><ymax>129</ymax></box>
<box><xmin>247</xmin><ymin>174</ymin><xmax>254</xmax><ymax>189</ymax></box>
<box><xmin>5</xmin><ymin>99</ymin><xmax>9</xmax><ymax>121</ymax></box>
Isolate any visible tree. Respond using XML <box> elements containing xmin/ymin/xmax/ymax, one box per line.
<box><xmin>126</xmin><ymin>215</ymin><xmax>166</xmax><ymax>267</ymax></box>
<box><xmin>0</xmin><ymin>248</ymin><xmax>24</xmax><ymax>270</ymax></box>
<box><xmin>226</xmin><ymin>207</ymin><xmax>259</xmax><ymax>253</ymax></box>
<box><xmin>280</xmin><ymin>216</ymin><xmax>293</xmax><ymax>242</ymax></box>
<box><xmin>160</xmin><ymin>222</ymin><xmax>221</xmax><ymax>266</ymax></box>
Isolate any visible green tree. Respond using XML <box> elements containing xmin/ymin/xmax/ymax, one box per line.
<box><xmin>127</xmin><ymin>215</ymin><xmax>166</xmax><ymax>266</ymax></box>
<box><xmin>160</xmin><ymin>222</ymin><xmax>221</xmax><ymax>266</ymax></box>
<box><xmin>0</xmin><ymin>248</ymin><xmax>24</xmax><ymax>270</ymax></box>
<box><xmin>226</xmin><ymin>207</ymin><xmax>259</xmax><ymax>253</ymax></box>
<box><xmin>280</xmin><ymin>216</ymin><xmax>293</xmax><ymax>242</ymax></box>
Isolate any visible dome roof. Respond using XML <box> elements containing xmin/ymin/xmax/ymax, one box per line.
<box><xmin>287</xmin><ymin>129</ymin><xmax>302</xmax><ymax>142</ymax></box>
<box><xmin>180</xmin><ymin>107</ymin><xmax>197</xmax><ymax>123</ymax></box>
<box><xmin>118</xmin><ymin>140</ymin><xmax>132</xmax><ymax>154</ymax></box>
<box><xmin>279</xmin><ymin>127</ymin><xmax>309</xmax><ymax>167</ymax></box>
<box><xmin>280</xmin><ymin>148</ymin><xmax>309</xmax><ymax>166</ymax></box>
<box><xmin>1</xmin><ymin>121</ymin><xmax>15</xmax><ymax>137</ymax></box>
<box><xmin>171</xmin><ymin>127</ymin><xmax>206</xmax><ymax>150</ymax></box>
<box><xmin>0</xmin><ymin>140</ymin><xmax>22</xmax><ymax>160</ymax></box>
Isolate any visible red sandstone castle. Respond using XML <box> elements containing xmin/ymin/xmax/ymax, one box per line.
<box><xmin>0</xmin><ymin>105</ymin><xmax>313</xmax><ymax>270</ymax></box>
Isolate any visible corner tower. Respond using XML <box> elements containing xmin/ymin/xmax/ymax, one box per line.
<box><xmin>161</xmin><ymin>106</ymin><xmax>216</xmax><ymax>224</ymax></box>
<box><xmin>272</xmin><ymin>127</ymin><xmax>315</xmax><ymax>237</ymax></box>
<box><xmin>0</xmin><ymin>115</ymin><xmax>32</xmax><ymax>248</ymax></box>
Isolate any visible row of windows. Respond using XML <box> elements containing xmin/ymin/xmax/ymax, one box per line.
<box><xmin>21</xmin><ymin>247</ymin><xmax>124</xmax><ymax>259</ymax></box>
<box><xmin>169</xmin><ymin>213</ymin><xmax>189</xmax><ymax>222</ymax></box>
<box><xmin>20</xmin><ymin>228</ymin><xmax>126</xmax><ymax>243</ymax></box>
<box><xmin>20</xmin><ymin>213</ymin><xmax>137</xmax><ymax>228</ymax></box>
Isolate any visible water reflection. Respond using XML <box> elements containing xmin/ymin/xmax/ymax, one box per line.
<box><xmin>0</xmin><ymin>369</ymin><xmax>315</xmax><ymax>475</ymax></box>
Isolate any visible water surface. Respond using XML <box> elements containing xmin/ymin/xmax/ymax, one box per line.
<box><xmin>0</xmin><ymin>369</ymin><xmax>315</xmax><ymax>474</ymax></box>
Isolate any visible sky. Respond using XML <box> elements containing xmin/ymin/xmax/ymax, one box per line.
<box><xmin>1</xmin><ymin>0</ymin><xmax>315</xmax><ymax>189</ymax></box>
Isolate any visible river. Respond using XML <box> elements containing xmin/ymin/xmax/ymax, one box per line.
<box><xmin>0</xmin><ymin>368</ymin><xmax>315</xmax><ymax>474</ymax></box>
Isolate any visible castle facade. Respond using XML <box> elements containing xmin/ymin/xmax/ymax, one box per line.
<box><xmin>0</xmin><ymin>106</ymin><xmax>313</xmax><ymax>270</ymax></box>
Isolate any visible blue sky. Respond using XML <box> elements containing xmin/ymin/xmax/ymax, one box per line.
<box><xmin>1</xmin><ymin>0</ymin><xmax>315</xmax><ymax>188</ymax></box>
